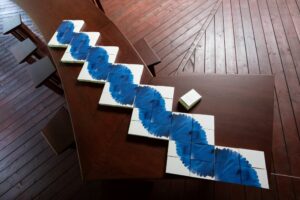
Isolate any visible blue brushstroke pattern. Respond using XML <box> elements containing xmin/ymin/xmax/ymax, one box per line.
<box><xmin>55</xmin><ymin>20</ymin><xmax>262</xmax><ymax>188</ymax></box>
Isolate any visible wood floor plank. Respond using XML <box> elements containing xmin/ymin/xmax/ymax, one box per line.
<box><xmin>157</xmin><ymin>16</ymin><xmax>209</xmax><ymax>59</ymax></box>
<box><xmin>205</xmin><ymin>15</ymin><xmax>215</xmax><ymax>73</ymax></box>
<box><xmin>240</xmin><ymin>0</ymin><xmax>260</xmax><ymax>74</ymax></box>
<box><xmin>0</xmin><ymin>138</ymin><xmax>48</xmax><ymax>187</ymax></box>
<box><xmin>33</xmin><ymin>164</ymin><xmax>81</xmax><ymax>200</ymax></box>
<box><xmin>0</xmin><ymin>97</ymin><xmax>64</xmax><ymax>150</ymax></box>
<box><xmin>15</xmin><ymin>152</ymin><xmax>78</xmax><ymax>199</ymax></box>
<box><xmin>248</xmin><ymin>0</ymin><xmax>272</xmax><ymax>75</ymax></box>
<box><xmin>194</xmin><ymin>38</ymin><xmax>206</xmax><ymax>73</ymax></box>
<box><xmin>176</xmin><ymin>0</ymin><xmax>221</xmax><ymax>72</ymax></box>
<box><xmin>152</xmin><ymin>0</ymin><xmax>213</xmax><ymax>51</ymax></box>
<box><xmin>129</xmin><ymin>0</ymin><xmax>197</xmax><ymax>42</ymax></box>
<box><xmin>272</xmin><ymin>96</ymin><xmax>292</xmax><ymax>174</ymax></box>
<box><xmin>0</xmin><ymin>111</ymin><xmax>55</xmax><ymax>161</ymax></box>
<box><xmin>0</xmin><ymin>89</ymin><xmax>52</xmax><ymax>132</ymax></box>
<box><xmin>267</xmin><ymin>0</ymin><xmax>300</xmax><ymax>176</ymax></box>
<box><xmin>223</xmin><ymin>0</ymin><xmax>237</xmax><ymax>74</ymax></box>
<box><xmin>231</xmin><ymin>0</ymin><xmax>248</xmax><ymax>74</ymax></box>
<box><xmin>214</xmin><ymin>2</ymin><xmax>226</xmax><ymax>74</ymax></box>
<box><xmin>0</xmin><ymin>144</ymin><xmax>53</xmax><ymax>196</ymax></box>
<box><xmin>285</xmin><ymin>0</ymin><xmax>300</xmax><ymax>41</ymax></box>
<box><xmin>1</xmin><ymin>150</ymin><xmax>75</xmax><ymax>199</ymax></box>
<box><xmin>145</xmin><ymin>0</ymin><xmax>208</xmax><ymax>44</ymax></box>
<box><xmin>275</xmin><ymin>176</ymin><xmax>296</xmax><ymax>200</ymax></box>
<box><xmin>1</xmin><ymin>0</ymin><xmax>300</xmax><ymax>198</ymax></box>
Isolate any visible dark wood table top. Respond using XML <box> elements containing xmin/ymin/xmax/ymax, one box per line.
<box><xmin>13</xmin><ymin>0</ymin><xmax>274</xmax><ymax>181</ymax></box>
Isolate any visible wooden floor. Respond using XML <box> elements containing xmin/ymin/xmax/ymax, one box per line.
<box><xmin>0</xmin><ymin>0</ymin><xmax>300</xmax><ymax>199</ymax></box>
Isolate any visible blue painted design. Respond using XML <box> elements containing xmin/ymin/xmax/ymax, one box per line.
<box><xmin>87</xmin><ymin>47</ymin><xmax>111</xmax><ymax>80</ymax></box>
<box><xmin>56</xmin><ymin>21</ymin><xmax>75</xmax><ymax>44</ymax></box>
<box><xmin>191</xmin><ymin>160</ymin><xmax>214</xmax><ymax>177</ymax></box>
<box><xmin>215</xmin><ymin>148</ymin><xmax>242</xmax><ymax>184</ymax></box>
<box><xmin>241</xmin><ymin>166</ymin><xmax>260</xmax><ymax>187</ymax></box>
<box><xmin>54</xmin><ymin>21</ymin><xmax>262</xmax><ymax>188</ymax></box>
<box><xmin>69</xmin><ymin>33</ymin><xmax>91</xmax><ymax>60</ymax></box>
<box><xmin>191</xmin><ymin>120</ymin><xmax>208</xmax><ymax>145</ymax></box>
<box><xmin>191</xmin><ymin>144</ymin><xmax>214</xmax><ymax>162</ymax></box>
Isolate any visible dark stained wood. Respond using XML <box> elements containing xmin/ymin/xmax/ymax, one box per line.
<box><xmin>42</xmin><ymin>107</ymin><xmax>74</xmax><ymax>155</ymax></box>
<box><xmin>151</xmin><ymin>74</ymin><xmax>274</xmax><ymax>172</ymax></box>
<box><xmin>134</xmin><ymin>38</ymin><xmax>161</xmax><ymax>76</ymax></box>
<box><xmin>1</xmin><ymin>0</ymin><xmax>300</xmax><ymax>198</ymax></box>
<box><xmin>12</xmin><ymin>0</ymin><xmax>153</xmax><ymax>181</ymax></box>
<box><xmin>91</xmin><ymin>0</ymin><xmax>105</xmax><ymax>12</ymax></box>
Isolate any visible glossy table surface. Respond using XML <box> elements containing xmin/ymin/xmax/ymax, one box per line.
<box><xmin>13</xmin><ymin>0</ymin><xmax>274</xmax><ymax>181</ymax></box>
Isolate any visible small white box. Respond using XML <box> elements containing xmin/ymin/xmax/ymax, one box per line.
<box><xmin>179</xmin><ymin>89</ymin><xmax>202</xmax><ymax>110</ymax></box>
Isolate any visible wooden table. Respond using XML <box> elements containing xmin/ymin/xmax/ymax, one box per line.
<box><xmin>13</xmin><ymin>0</ymin><xmax>274</xmax><ymax>182</ymax></box>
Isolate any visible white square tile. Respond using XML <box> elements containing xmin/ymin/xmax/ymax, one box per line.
<box><xmin>61</xmin><ymin>51</ymin><xmax>85</xmax><ymax>63</ymax></box>
<box><xmin>77</xmin><ymin>46</ymin><xmax>119</xmax><ymax>83</ymax></box>
<box><xmin>139</xmin><ymin>85</ymin><xmax>175</xmax><ymax>99</ymax></box>
<box><xmin>112</xmin><ymin>63</ymin><xmax>144</xmax><ymax>84</ymax></box>
<box><xmin>165</xmin><ymin>98</ymin><xmax>173</xmax><ymax>111</ymax></box>
<box><xmin>87</xmin><ymin>32</ymin><xmax>101</xmax><ymax>46</ymax></box>
<box><xmin>166</xmin><ymin>156</ymin><xmax>190</xmax><ymax>177</ymax></box>
<box><xmin>170</xmin><ymin>112</ymin><xmax>193</xmax><ymax>143</ymax></box>
<box><xmin>215</xmin><ymin>145</ymin><xmax>240</xmax><ymax>164</ymax></box>
<box><xmin>61</xmin><ymin>32</ymin><xmax>100</xmax><ymax>63</ymax></box>
<box><xmin>148</xmin><ymin>132</ymin><xmax>169</xmax><ymax>140</ymax></box>
<box><xmin>192</xmin><ymin>114</ymin><xmax>215</xmax><ymax>130</ymax></box>
<box><xmin>77</xmin><ymin>62</ymin><xmax>105</xmax><ymax>83</ymax></box>
<box><xmin>64</xmin><ymin>32</ymin><xmax>100</xmax><ymax>52</ymax></box>
<box><xmin>48</xmin><ymin>32</ymin><xmax>68</xmax><ymax>48</ymax></box>
<box><xmin>133</xmin><ymin>85</ymin><xmax>173</xmax><ymax>111</ymax></box>
<box><xmin>241</xmin><ymin>167</ymin><xmax>269</xmax><ymax>189</ymax></box>
<box><xmin>256</xmin><ymin>168</ymin><xmax>269</xmax><ymax>189</ymax></box>
<box><xmin>128</xmin><ymin>120</ymin><xmax>169</xmax><ymax>140</ymax></box>
<box><xmin>239</xmin><ymin>148</ymin><xmax>266</xmax><ymax>169</ymax></box>
<box><xmin>172</xmin><ymin>111</ymin><xmax>192</xmax><ymax>117</ymax></box>
<box><xmin>190</xmin><ymin>172</ymin><xmax>215</xmax><ymax>180</ymax></box>
<box><xmin>128</xmin><ymin>120</ymin><xmax>150</xmax><ymax>138</ymax></box>
<box><xmin>48</xmin><ymin>20</ymin><xmax>85</xmax><ymax>48</ymax></box>
<box><xmin>98</xmin><ymin>83</ymin><xmax>134</xmax><ymax>108</ymax></box>
<box><xmin>131</xmin><ymin>108</ymin><xmax>140</xmax><ymax>121</ymax></box>
<box><xmin>98</xmin><ymin>46</ymin><xmax>119</xmax><ymax>60</ymax></box>
<box><xmin>67</xmin><ymin>32</ymin><xmax>100</xmax><ymax>49</ymax></box>
<box><xmin>167</xmin><ymin>140</ymin><xmax>178</xmax><ymax>157</ymax></box>
<box><xmin>215</xmin><ymin>145</ymin><xmax>240</xmax><ymax>153</ymax></box>
<box><xmin>204</xmin><ymin>129</ymin><xmax>215</xmax><ymax>145</ymax></box>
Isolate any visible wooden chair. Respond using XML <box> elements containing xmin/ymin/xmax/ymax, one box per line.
<box><xmin>3</xmin><ymin>14</ymin><xmax>49</xmax><ymax>59</ymax></box>
<box><xmin>91</xmin><ymin>0</ymin><xmax>105</xmax><ymax>12</ymax></box>
<box><xmin>42</xmin><ymin>107</ymin><xmax>74</xmax><ymax>155</ymax></box>
<box><xmin>27</xmin><ymin>56</ymin><xmax>64</xmax><ymax>96</ymax></box>
<box><xmin>134</xmin><ymin>38</ymin><xmax>161</xmax><ymax>77</ymax></box>
<box><xmin>8</xmin><ymin>38</ymin><xmax>37</xmax><ymax>64</ymax></box>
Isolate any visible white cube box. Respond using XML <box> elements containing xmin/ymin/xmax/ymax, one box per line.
<box><xmin>179</xmin><ymin>89</ymin><xmax>202</xmax><ymax>110</ymax></box>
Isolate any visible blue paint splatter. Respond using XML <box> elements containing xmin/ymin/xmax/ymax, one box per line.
<box><xmin>55</xmin><ymin>20</ymin><xmax>262</xmax><ymax>188</ymax></box>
